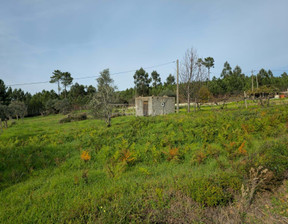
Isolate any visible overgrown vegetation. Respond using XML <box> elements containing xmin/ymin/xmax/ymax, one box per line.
<box><xmin>0</xmin><ymin>105</ymin><xmax>287</xmax><ymax>223</ymax></box>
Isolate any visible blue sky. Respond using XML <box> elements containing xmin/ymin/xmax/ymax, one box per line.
<box><xmin>1</xmin><ymin>0</ymin><xmax>288</xmax><ymax>93</ymax></box>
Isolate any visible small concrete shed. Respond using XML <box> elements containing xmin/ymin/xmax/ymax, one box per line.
<box><xmin>135</xmin><ymin>96</ymin><xmax>175</xmax><ymax>116</ymax></box>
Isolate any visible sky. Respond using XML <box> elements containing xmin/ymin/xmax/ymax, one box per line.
<box><xmin>1</xmin><ymin>0</ymin><xmax>288</xmax><ymax>94</ymax></box>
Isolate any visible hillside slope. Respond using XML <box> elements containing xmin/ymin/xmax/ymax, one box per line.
<box><xmin>0</xmin><ymin>106</ymin><xmax>288</xmax><ymax>223</ymax></box>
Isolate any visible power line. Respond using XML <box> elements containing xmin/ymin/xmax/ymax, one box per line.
<box><xmin>6</xmin><ymin>61</ymin><xmax>176</xmax><ymax>87</ymax></box>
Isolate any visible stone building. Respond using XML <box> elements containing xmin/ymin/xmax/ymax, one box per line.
<box><xmin>135</xmin><ymin>96</ymin><xmax>175</xmax><ymax>116</ymax></box>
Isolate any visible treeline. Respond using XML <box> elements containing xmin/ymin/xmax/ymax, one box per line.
<box><xmin>0</xmin><ymin>78</ymin><xmax>96</xmax><ymax>118</ymax></box>
<box><xmin>119</xmin><ymin>61</ymin><xmax>288</xmax><ymax>105</ymax></box>
<box><xmin>208</xmin><ymin>62</ymin><xmax>288</xmax><ymax>96</ymax></box>
<box><xmin>1</xmin><ymin>60</ymin><xmax>287</xmax><ymax>120</ymax></box>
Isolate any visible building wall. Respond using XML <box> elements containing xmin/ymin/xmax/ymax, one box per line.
<box><xmin>135</xmin><ymin>97</ymin><xmax>153</xmax><ymax>116</ymax></box>
<box><xmin>135</xmin><ymin>96</ymin><xmax>175</xmax><ymax>116</ymax></box>
<box><xmin>151</xmin><ymin>97</ymin><xmax>175</xmax><ymax>115</ymax></box>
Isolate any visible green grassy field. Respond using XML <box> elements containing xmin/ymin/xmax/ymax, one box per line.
<box><xmin>0</xmin><ymin>106</ymin><xmax>288</xmax><ymax>223</ymax></box>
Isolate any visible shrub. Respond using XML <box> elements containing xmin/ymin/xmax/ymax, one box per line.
<box><xmin>189</xmin><ymin>173</ymin><xmax>241</xmax><ymax>206</ymax></box>
<box><xmin>59</xmin><ymin>117</ymin><xmax>71</xmax><ymax>123</ymax></box>
<box><xmin>257</xmin><ymin>137</ymin><xmax>288</xmax><ymax>180</ymax></box>
<box><xmin>59</xmin><ymin>113</ymin><xmax>87</xmax><ymax>123</ymax></box>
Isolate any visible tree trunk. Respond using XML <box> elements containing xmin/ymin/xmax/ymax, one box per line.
<box><xmin>259</xmin><ymin>98</ymin><xmax>264</xmax><ymax>107</ymax></box>
<box><xmin>4</xmin><ymin>119</ymin><xmax>8</xmax><ymax>128</ymax></box>
<box><xmin>107</xmin><ymin>115</ymin><xmax>111</xmax><ymax>127</ymax></box>
<box><xmin>57</xmin><ymin>81</ymin><xmax>60</xmax><ymax>95</ymax></box>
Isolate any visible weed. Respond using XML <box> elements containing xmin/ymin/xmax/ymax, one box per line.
<box><xmin>81</xmin><ymin>150</ymin><xmax>91</xmax><ymax>162</ymax></box>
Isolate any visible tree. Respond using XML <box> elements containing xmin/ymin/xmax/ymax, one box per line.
<box><xmin>279</xmin><ymin>72</ymin><xmax>288</xmax><ymax>90</ymax></box>
<box><xmin>0</xmin><ymin>79</ymin><xmax>10</xmax><ymax>105</ymax></box>
<box><xmin>151</xmin><ymin>70</ymin><xmax>161</xmax><ymax>87</ymax></box>
<box><xmin>203</xmin><ymin>57</ymin><xmax>214</xmax><ymax>80</ymax></box>
<box><xmin>9</xmin><ymin>88</ymin><xmax>25</xmax><ymax>102</ymax></box>
<box><xmin>180</xmin><ymin>48</ymin><xmax>198</xmax><ymax>113</ymax></box>
<box><xmin>54</xmin><ymin>98</ymin><xmax>71</xmax><ymax>115</ymax></box>
<box><xmin>8</xmin><ymin>101</ymin><xmax>27</xmax><ymax>120</ymax></box>
<box><xmin>26</xmin><ymin>90</ymin><xmax>58</xmax><ymax>116</ymax></box>
<box><xmin>257</xmin><ymin>69</ymin><xmax>274</xmax><ymax>87</ymax></box>
<box><xmin>50</xmin><ymin>70</ymin><xmax>63</xmax><ymax>95</ymax></box>
<box><xmin>230</xmin><ymin>65</ymin><xmax>245</xmax><ymax>94</ymax></box>
<box><xmin>0</xmin><ymin>104</ymin><xmax>8</xmax><ymax>130</ymax></box>
<box><xmin>86</xmin><ymin>85</ymin><xmax>96</xmax><ymax>95</ymax></box>
<box><xmin>165</xmin><ymin>74</ymin><xmax>175</xmax><ymax>86</ymax></box>
<box><xmin>90</xmin><ymin>69</ymin><xmax>117</xmax><ymax>127</ymax></box>
<box><xmin>133</xmin><ymin>68</ymin><xmax>151</xmax><ymax>96</ymax></box>
<box><xmin>220</xmin><ymin>61</ymin><xmax>232</xmax><ymax>78</ymax></box>
<box><xmin>61</xmin><ymin>72</ymin><xmax>73</xmax><ymax>98</ymax></box>
<box><xmin>69</xmin><ymin>83</ymin><xmax>88</xmax><ymax>109</ymax></box>
<box><xmin>198</xmin><ymin>86</ymin><xmax>212</xmax><ymax>103</ymax></box>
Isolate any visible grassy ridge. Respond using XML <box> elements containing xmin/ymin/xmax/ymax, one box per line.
<box><xmin>0</xmin><ymin>106</ymin><xmax>288</xmax><ymax>223</ymax></box>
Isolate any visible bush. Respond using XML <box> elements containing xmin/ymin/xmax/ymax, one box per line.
<box><xmin>71</xmin><ymin>113</ymin><xmax>87</xmax><ymax>121</ymax></box>
<box><xmin>189</xmin><ymin>173</ymin><xmax>241</xmax><ymax>206</ymax></box>
<box><xmin>59</xmin><ymin>113</ymin><xmax>87</xmax><ymax>123</ymax></box>
<box><xmin>59</xmin><ymin>117</ymin><xmax>72</xmax><ymax>123</ymax></box>
<box><xmin>257</xmin><ymin>137</ymin><xmax>288</xmax><ymax>180</ymax></box>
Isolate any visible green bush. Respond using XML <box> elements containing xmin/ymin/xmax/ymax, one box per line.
<box><xmin>59</xmin><ymin>113</ymin><xmax>87</xmax><ymax>123</ymax></box>
<box><xmin>189</xmin><ymin>173</ymin><xmax>241</xmax><ymax>206</ymax></box>
<box><xmin>258</xmin><ymin>136</ymin><xmax>288</xmax><ymax>179</ymax></box>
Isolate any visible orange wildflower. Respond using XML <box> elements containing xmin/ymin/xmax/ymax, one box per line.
<box><xmin>81</xmin><ymin>150</ymin><xmax>91</xmax><ymax>162</ymax></box>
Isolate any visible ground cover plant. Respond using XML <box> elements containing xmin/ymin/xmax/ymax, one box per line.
<box><xmin>0</xmin><ymin>105</ymin><xmax>288</xmax><ymax>223</ymax></box>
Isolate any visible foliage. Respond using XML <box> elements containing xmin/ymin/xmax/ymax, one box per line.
<box><xmin>54</xmin><ymin>98</ymin><xmax>72</xmax><ymax>115</ymax></box>
<box><xmin>164</xmin><ymin>74</ymin><xmax>175</xmax><ymax>86</ymax></box>
<box><xmin>90</xmin><ymin>69</ymin><xmax>117</xmax><ymax>127</ymax></box>
<box><xmin>59</xmin><ymin>113</ymin><xmax>87</xmax><ymax>123</ymax></box>
<box><xmin>61</xmin><ymin>72</ymin><xmax>73</xmax><ymax>98</ymax></box>
<box><xmin>133</xmin><ymin>67</ymin><xmax>151</xmax><ymax>96</ymax></box>
<box><xmin>0</xmin><ymin>105</ymin><xmax>288</xmax><ymax>223</ymax></box>
<box><xmin>8</xmin><ymin>101</ymin><xmax>27</xmax><ymax>119</ymax></box>
<box><xmin>50</xmin><ymin>70</ymin><xmax>63</xmax><ymax>95</ymax></box>
<box><xmin>151</xmin><ymin>70</ymin><xmax>162</xmax><ymax>88</ymax></box>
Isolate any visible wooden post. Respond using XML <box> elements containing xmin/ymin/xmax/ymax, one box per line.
<box><xmin>251</xmin><ymin>70</ymin><xmax>254</xmax><ymax>92</ymax></box>
<box><xmin>244</xmin><ymin>91</ymin><xmax>248</xmax><ymax>109</ymax></box>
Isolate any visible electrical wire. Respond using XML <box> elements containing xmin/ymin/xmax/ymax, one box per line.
<box><xmin>6</xmin><ymin>61</ymin><xmax>176</xmax><ymax>87</ymax></box>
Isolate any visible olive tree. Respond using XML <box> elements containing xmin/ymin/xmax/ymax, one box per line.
<box><xmin>9</xmin><ymin>101</ymin><xmax>27</xmax><ymax>120</ymax></box>
<box><xmin>90</xmin><ymin>69</ymin><xmax>117</xmax><ymax>127</ymax></box>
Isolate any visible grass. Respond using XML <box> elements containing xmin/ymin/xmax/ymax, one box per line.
<box><xmin>0</xmin><ymin>105</ymin><xmax>288</xmax><ymax>223</ymax></box>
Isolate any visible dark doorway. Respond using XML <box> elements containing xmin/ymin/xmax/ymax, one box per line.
<box><xmin>143</xmin><ymin>101</ymin><xmax>148</xmax><ymax>116</ymax></box>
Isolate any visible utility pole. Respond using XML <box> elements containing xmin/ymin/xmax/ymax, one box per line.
<box><xmin>176</xmin><ymin>59</ymin><xmax>179</xmax><ymax>113</ymax></box>
<box><xmin>251</xmin><ymin>70</ymin><xmax>254</xmax><ymax>92</ymax></box>
<box><xmin>256</xmin><ymin>72</ymin><xmax>259</xmax><ymax>89</ymax></box>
